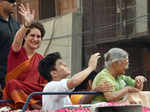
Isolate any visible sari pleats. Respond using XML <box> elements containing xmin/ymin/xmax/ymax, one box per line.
<box><xmin>3</xmin><ymin>47</ymin><xmax>46</xmax><ymax>109</ymax></box>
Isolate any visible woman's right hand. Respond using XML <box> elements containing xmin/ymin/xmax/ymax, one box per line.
<box><xmin>18</xmin><ymin>3</ymin><xmax>35</xmax><ymax>25</ymax></box>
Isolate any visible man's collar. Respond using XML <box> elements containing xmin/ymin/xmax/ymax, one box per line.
<box><xmin>0</xmin><ymin>14</ymin><xmax>12</xmax><ymax>22</ymax></box>
<box><xmin>0</xmin><ymin>15</ymin><xmax>5</xmax><ymax>21</ymax></box>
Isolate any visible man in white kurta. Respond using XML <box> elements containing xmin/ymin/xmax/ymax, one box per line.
<box><xmin>38</xmin><ymin>52</ymin><xmax>100</xmax><ymax>111</ymax></box>
<box><xmin>42</xmin><ymin>79</ymin><xmax>73</xmax><ymax>111</ymax></box>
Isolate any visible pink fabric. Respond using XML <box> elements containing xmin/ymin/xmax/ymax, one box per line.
<box><xmin>2</xmin><ymin>102</ymin><xmax>150</xmax><ymax>112</ymax></box>
<box><xmin>52</xmin><ymin>107</ymin><xmax>90</xmax><ymax>112</ymax></box>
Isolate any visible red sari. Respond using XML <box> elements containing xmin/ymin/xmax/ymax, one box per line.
<box><xmin>3</xmin><ymin>47</ymin><xmax>47</xmax><ymax>109</ymax></box>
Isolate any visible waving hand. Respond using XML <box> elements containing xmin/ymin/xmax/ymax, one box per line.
<box><xmin>18</xmin><ymin>3</ymin><xmax>35</xmax><ymax>25</ymax></box>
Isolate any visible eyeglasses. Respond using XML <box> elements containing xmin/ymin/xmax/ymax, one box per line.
<box><xmin>119</xmin><ymin>59</ymin><xmax>129</xmax><ymax>67</ymax></box>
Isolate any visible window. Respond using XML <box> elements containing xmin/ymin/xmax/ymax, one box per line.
<box><xmin>39</xmin><ymin>0</ymin><xmax>56</xmax><ymax>20</ymax></box>
<box><xmin>116</xmin><ymin>0</ymin><xmax>136</xmax><ymax>36</ymax></box>
<box><xmin>39</xmin><ymin>0</ymin><xmax>77</xmax><ymax>20</ymax></box>
<box><xmin>15</xmin><ymin>0</ymin><xmax>77</xmax><ymax>21</ymax></box>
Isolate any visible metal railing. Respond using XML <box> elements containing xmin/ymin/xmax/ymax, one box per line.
<box><xmin>0</xmin><ymin>99</ymin><xmax>13</xmax><ymax>103</ymax></box>
<box><xmin>21</xmin><ymin>91</ymin><xmax>102</xmax><ymax>112</ymax></box>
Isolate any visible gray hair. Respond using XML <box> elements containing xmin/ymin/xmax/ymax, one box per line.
<box><xmin>104</xmin><ymin>48</ymin><xmax>128</xmax><ymax>68</ymax></box>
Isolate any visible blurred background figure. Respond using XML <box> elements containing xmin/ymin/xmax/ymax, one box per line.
<box><xmin>0</xmin><ymin>0</ymin><xmax>19</xmax><ymax>93</ymax></box>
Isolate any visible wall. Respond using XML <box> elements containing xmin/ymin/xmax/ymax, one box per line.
<box><xmin>15</xmin><ymin>0</ymin><xmax>77</xmax><ymax>23</ymax></box>
<box><xmin>136</xmin><ymin>0</ymin><xmax>148</xmax><ymax>33</ymax></box>
<box><xmin>56</xmin><ymin>0</ymin><xmax>77</xmax><ymax>15</ymax></box>
<box><xmin>37</xmin><ymin>14</ymin><xmax>73</xmax><ymax>71</ymax></box>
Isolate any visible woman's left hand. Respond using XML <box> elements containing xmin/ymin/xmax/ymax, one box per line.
<box><xmin>135</xmin><ymin>76</ymin><xmax>147</xmax><ymax>90</ymax></box>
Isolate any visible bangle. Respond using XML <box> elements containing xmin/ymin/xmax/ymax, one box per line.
<box><xmin>24</xmin><ymin>24</ymin><xmax>29</xmax><ymax>28</ymax></box>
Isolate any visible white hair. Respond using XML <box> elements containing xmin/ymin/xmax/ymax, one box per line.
<box><xmin>104</xmin><ymin>48</ymin><xmax>128</xmax><ymax>68</ymax></box>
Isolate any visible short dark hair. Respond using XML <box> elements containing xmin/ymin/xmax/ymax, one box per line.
<box><xmin>38</xmin><ymin>52</ymin><xmax>61</xmax><ymax>81</ymax></box>
<box><xmin>74</xmin><ymin>71</ymin><xmax>98</xmax><ymax>91</ymax></box>
<box><xmin>25</xmin><ymin>22</ymin><xmax>45</xmax><ymax>39</ymax></box>
<box><xmin>1</xmin><ymin>0</ymin><xmax>16</xmax><ymax>3</ymax></box>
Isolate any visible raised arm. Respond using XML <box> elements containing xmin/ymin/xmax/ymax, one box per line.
<box><xmin>12</xmin><ymin>3</ymin><xmax>35</xmax><ymax>52</ymax></box>
<box><xmin>67</xmin><ymin>53</ymin><xmax>101</xmax><ymax>89</ymax></box>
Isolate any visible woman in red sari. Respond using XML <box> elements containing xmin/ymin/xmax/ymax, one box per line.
<box><xmin>3</xmin><ymin>4</ymin><xmax>46</xmax><ymax>109</ymax></box>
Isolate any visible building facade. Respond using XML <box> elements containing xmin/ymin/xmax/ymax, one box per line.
<box><xmin>82</xmin><ymin>0</ymin><xmax>150</xmax><ymax>90</ymax></box>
